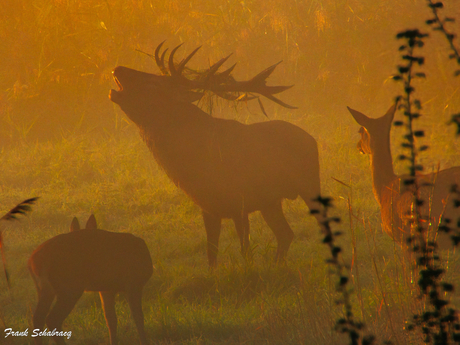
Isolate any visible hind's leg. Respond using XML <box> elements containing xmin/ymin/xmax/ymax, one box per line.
<box><xmin>100</xmin><ymin>291</ymin><xmax>118</xmax><ymax>345</ymax></box>
<box><xmin>232</xmin><ymin>213</ymin><xmax>250</xmax><ymax>257</ymax></box>
<box><xmin>260</xmin><ymin>201</ymin><xmax>294</xmax><ymax>262</ymax></box>
<box><xmin>46</xmin><ymin>289</ymin><xmax>83</xmax><ymax>345</ymax></box>
<box><xmin>127</xmin><ymin>287</ymin><xmax>148</xmax><ymax>345</ymax></box>
<box><xmin>31</xmin><ymin>281</ymin><xmax>56</xmax><ymax>345</ymax></box>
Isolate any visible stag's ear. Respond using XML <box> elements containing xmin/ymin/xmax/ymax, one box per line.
<box><xmin>70</xmin><ymin>217</ymin><xmax>80</xmax><ymax>232</ymax></box>
<box><xmin>86</xmin><ymin>214</ymin><xmax>97</xmax><ymax>230</ymax></box>
<box><xmin>347</xmin><ymin>106</ymin><xmax>371</xmax><ymax>128</ymax></box>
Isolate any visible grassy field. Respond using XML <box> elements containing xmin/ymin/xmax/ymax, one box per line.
<box><xmin>1</xmin><ymin>103</ymin><xmax>460</xmax><ymax>344</ymax></box>
<box><xmin>2</xmin><ymin>0</ymin><xmax>460</xmax><ymax>343</ymax></box>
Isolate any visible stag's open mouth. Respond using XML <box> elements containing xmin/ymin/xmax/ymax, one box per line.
<box><xmin>113</xmin><ymin>75</ymin><xmax>123</xmax><ymax>91</ymax></box>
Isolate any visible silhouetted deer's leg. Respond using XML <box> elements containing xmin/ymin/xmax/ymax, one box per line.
<box><xmin>99</xmin><ymin>291</ymin><xmax>118</xmax><ymax>345</ymax></box>
<box><xmin>233</xmin><ymin>213</ymin><xmax>250</xmax><ymax>257</ymax></box>
<box><xmin>260</xmin><ymin>201</ymin><xmax>294</xmax><ymax>262</ymax></box>
<box><xmin>32</xmin><ymin>283</ymin><xmax>55</xmax><ymax>345</ymax></box>
<box><xmin>202</xmin><ymin>210</ymin><xmax>222</xmax><ymax>268</ymax></box>
<box><xmin>127</xmin><ymin>287</ymin><xmax>149</xmax><ymax>345</ymax></box>
<box><xmin>46</xmin><ymin>290</ymin><xmax>83</xmax><ymax>345</ymax></box>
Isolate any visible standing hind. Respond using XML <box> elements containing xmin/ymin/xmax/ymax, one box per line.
<box><xmin>28</xmin><ymin>215</ymin><xmax>153</xmax><ymax>345</ymax></box>
<box><xmin>348</xmin><ymin>103</ymin><xmax>460</xmax><ymax>249</ymax></box>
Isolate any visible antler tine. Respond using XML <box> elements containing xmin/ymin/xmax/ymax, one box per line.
<box><xmin>160</xmin><ymin>49</ymin><xmax>169</xmax><ymax>73</ymax></box>
<box><xmin>177</xmin><ymin>46</ymin><xmax>202</xmax><ymax>75</ymax></box>
<box><xmin>207</xmin><ymin>54</ymin><xmax>233</xmax><ymax>77</ymax></box>
<box><xmin>262</xmin><ymin>93</ymin><xmax>298</xmax><ymax>109</ymax></box>
<box><xmin>168</xmin><ymin>43</ymin><xmax>184</xmax><ymax>77</ymax></box>
<box><xmin>216</xmin><ymin>63</ymin><xmax>237</xmax><ymax>79</ymax></box>
<box><xmin>263</xmin><ymin>84</ymin><xmax>295</xmax><ymax>95</ymax></box>
<box><xmin>249</xmin><ymin>61</ymin><xmax>282</xmax><ymax>85</ymax></box>
<box><xmin>154</xmin><ymin>40</ymin><xmax>169</xmax><ymax>75</ymax></box>
<box><xmin>245</xmin><ymin>61</ymin><xmax>297</xmax><ymax>108</ymax></box>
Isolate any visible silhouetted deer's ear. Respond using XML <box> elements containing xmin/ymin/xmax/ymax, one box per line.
<box><xmin>70</xmin><ymin>217</ymin><xmax>80</xmax><ymax>232</ymax></box>
<box><xmin>383</xmin><ymin>103</ymin><xmax>397</xmax><ymax>124</ymax></box>
<box><xmin>347</xmin><ymin>106</ymin><xmax>371</xmax><ymax>128</ymax></box>
<box><xmin>86</xmin><ymin>214</ymin><xmax>97</xmax><ymax>230</ymax></box>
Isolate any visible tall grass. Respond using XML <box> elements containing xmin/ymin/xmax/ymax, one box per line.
<box><xmin>1</xmin><ymin>109</ymin><xmax>460</xmax><ymax>343</ymax></box>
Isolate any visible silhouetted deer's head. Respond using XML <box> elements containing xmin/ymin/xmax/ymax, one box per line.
<box><xmin>109</xmin><ymin>41</ymin><xmax>297</xmax><ymax>120</ymax></box>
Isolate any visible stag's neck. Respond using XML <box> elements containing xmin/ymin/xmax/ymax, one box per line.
<box><xmin>369</xmin><ymin>142</ymin><xmax>397</xmax><ymax>205</ymax></box>
<box><xmin>136</xmin><ymin>102</ymin><xmax>214</xmax><ymax>180</ymax></box>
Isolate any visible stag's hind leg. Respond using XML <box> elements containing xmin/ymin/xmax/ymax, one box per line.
<box><xmin>202</xmin><ymin>210</ymin><xmax>222</xmax><ymax>268</ymax></box>
<box><xmin>232</xmin><ymin>213</ymin><xmax>250</xmax><ymax>257</ymax></box>
<box><xmin>260</xmin><ymin>201</ymin><xmax>294</xmax><ymax>262</ymax></box>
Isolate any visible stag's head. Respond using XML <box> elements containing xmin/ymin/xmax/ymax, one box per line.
<box><xmin>109</xmin><ymin>41</ymin><xmax>297</xmax><ymax>119</ymax></box>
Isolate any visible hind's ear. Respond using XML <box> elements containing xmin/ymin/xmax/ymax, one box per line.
<box><xmin>70</xmin><ymin>217</ymin><xmax>80</xmax><ymax>232</ymax></box>
<box><xmin>347</xmin><ymin>106</ymin><xmax>371</xmax><ymax>128</ymax></box>
<box><xmin>86</xmin><ymin>214</ymin><xmax>97</xmax><ymax>230</ymax></box>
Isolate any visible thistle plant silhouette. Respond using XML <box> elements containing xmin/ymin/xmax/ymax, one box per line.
<box><xmin>312</xmin><ymin>197</ymin><xmax>377</xmax><ymax>345</ymax></box>
<box><xmin>425</xmin><ymin>0</ymin><xmax>460</xmax><ymax>134</ymax></box>
<box><xmin>393</xmin><ymin>28</ymin><xmax>460</xmax><ymax>344</ymax></box>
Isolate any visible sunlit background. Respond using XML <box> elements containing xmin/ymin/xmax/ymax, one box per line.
<box><xmin>2</xmin><ymin>0</ymin><xmax>459</xmax><ymax>143</ymax></box>
<box><xmin>1</xmin><ymin>1</ymin><xmax>460</xmax><ymax>344</ymax></box>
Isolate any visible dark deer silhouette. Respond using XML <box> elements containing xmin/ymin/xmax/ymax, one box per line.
<box><xmin>28</xmin><ymin>215</ymin><xmax>153</xmax><ymax>345</ymax></box>
<box><xmin>109</xmin><ymin>42</ymin><xmax>324</xmax><ymax>267</ymax></box>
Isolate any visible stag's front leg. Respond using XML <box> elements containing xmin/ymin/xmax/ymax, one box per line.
<box><xmin>202</xmin><ymin>210</ymin><xmax>222</xmax><ymax>268</ymax></box>
<box><xmin>260</xmin><ymin>201</ymin><xmax>294</xmax><ymax>263</ymax></box>
<box><xmin>233</xmin><ymin>214</ymin><xmax>250</xmax><ymax>257</ymax></box>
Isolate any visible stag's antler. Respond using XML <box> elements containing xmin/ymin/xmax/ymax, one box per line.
<box><xmin>154</xmin><ymin>42</ymin><xmax>297</xmax><ymax>110</ymax></box>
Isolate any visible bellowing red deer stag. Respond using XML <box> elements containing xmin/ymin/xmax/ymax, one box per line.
<box><xmin>348</xmin><ymin>103</ymin><xmax>460</xmax><ymax>249</ymax></box>
<box><xmin>28</xmin><ymin>215</ymin><xmax>153</xmax><ymax>345</ymax></box>
<box><xmin>109</xmin><ymin>42</ymin><xmax>324</xmax><ymax>267</ymax></box>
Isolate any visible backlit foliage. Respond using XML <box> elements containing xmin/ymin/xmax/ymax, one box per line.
<box><xmin>2</xmin><ymin>0</ymin><xmax>459</xmax><ymax>143</ymax></box>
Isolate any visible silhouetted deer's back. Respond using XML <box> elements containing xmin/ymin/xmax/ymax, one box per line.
<box><xmin>30</xmin><ymin>229</ymin><xmax>151</xmax><ymax>290</ymax></box>
<box><xmin>109</xmin><ymin>43</ymin><xmax>325</xmax><ymax>267</ymax></box>
<box><xmin>28</xmin><ymin>215</ymin><xmax>153</xmax><ymax>345</ymax></box>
